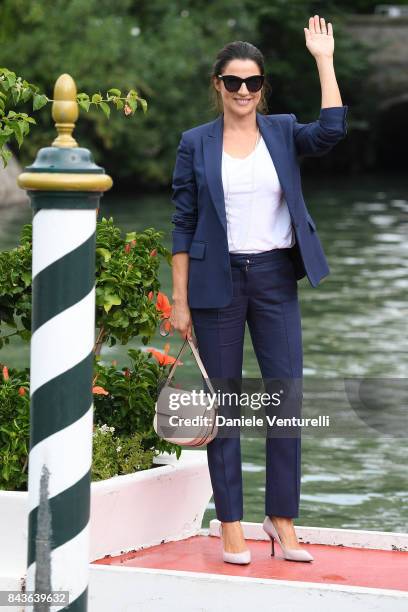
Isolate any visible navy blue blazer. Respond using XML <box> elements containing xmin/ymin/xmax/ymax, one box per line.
<box><xmin>170</xmin><ymin>105</ymin><xmax>348</xmax><ymax>308</ymax></box>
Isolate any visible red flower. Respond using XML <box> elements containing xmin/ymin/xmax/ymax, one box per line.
<box><xmin>18</xmin><ymin>387</ymin><xmax>26</xmax><ymax>396</ymax></box>
<box><xmin>2</xmin><ymin>366</ymin><xmax>9</xmax><ymax>381</ymax></box>
<box><xmin>156</xmin><ymin>291</ymin><xmax>172</xmax><ymax>318</ymax></box>
<box><xmin>124</xmin><ymin>103</ymin><xmax>132</xmax><ymax>116</ymax></box>
<box><xmin>124</xmin><ymin>243</ymin><xmax>131</xmax><ymax>253</ymax></box>
<box><xmin>146</xmin><ymin>347</ymin><xmax>182</xmax><ymax>367</ymax></box>
<box><xmin>150</xmin><ymin>248</ymin><xmax>157</xmax><ymax>257</ymax></box>
<box><xmin>148</xmin><ymin>291</ymin><xmax>154</xmax><ymax>301</ymax></box>
<box><xmin>93</xmin><ymin>385</ymin><xmax>109</xmax><ymax>395</ymax></box>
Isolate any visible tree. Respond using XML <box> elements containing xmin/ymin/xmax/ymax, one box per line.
<box><xmin>0</xmin><ymin>0</ymin><xmax>372</xmax><ymax>185</ymax></box>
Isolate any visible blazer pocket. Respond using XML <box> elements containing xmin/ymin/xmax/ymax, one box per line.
<box><xmin>189</xmin><ymin>240</ymin><xmax>207</xmax><ymax>259</ymax></box>
<box><xmin>306</xmin><ymin>212</ymin><xmax>317</xmax><ymax>232</ymax></box>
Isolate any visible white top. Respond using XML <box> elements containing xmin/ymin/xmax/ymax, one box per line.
<box><xmin>221</xmin><ymin>134</ymin><xmax>295</xmax><ymax>253</ymax></box>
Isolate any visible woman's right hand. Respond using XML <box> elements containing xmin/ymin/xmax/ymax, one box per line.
<box><xmin>170</xmin><ymin>299</ymin><xmax>193</xmax><ymax>341</ymax></box>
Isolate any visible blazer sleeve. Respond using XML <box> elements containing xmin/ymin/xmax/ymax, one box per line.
<box><xmin>290</xmin><ymin>105</ymin><xmax>348</xmax><ymax>157</ymax></box>
<box><xmin>170</xmin><ymin>132</ymin><xmax>198</xmax><ymax>255</ymax></box>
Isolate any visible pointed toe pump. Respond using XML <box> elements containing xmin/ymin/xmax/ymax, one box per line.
<box><xmin>219</xmin><ymin>523</ymin><xmax>251</xmax><ymax>565</ymax></box>
<box><xmin>262</xmin><ymin>516</ymin><xmax>314</xmax><ymax>562</ymax></box>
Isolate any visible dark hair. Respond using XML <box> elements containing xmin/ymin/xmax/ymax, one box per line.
<box><xmin>209</xmin><ymin>41</ymin><xmax>270</xmax><ymax>115</ymax></box>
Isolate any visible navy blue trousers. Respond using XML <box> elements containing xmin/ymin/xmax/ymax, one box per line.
<box><xmin>190</xmin><ymin>247</ymin><xmax>303</xmax><ymax>521</ymax></box>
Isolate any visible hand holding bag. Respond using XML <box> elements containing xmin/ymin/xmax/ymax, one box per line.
<box><xmin>153</xmin><ymin>335</ymin><xmax>219</xmax><ymax>446</ymax></box>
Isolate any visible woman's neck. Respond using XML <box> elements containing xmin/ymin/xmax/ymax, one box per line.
<box><xmin>223</xmin><ymin>110</ymin><xmax>258</xmax><ymax>133</ymax></box>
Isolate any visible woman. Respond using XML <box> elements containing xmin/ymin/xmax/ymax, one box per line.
<box><xmin>169</xmin><ymin>15</ymin><xmax>348</xmax><ymax>564</ymax></box>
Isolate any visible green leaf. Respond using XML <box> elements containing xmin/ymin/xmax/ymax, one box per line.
<box><xmin>78</xmin><ymin>99</ymin><xmax>91</xmax><ymax>112</ymax></box>
<box><xmin>99</xmin><ymin>101</ymin><xmax>110</xmax><ymax>118</ymax></box>
<box><xmin>1</xmin><ymin>146</ymin><xmax>12</xmax><ymax>167</ymax></box>
<box><xmin>0</xmin><ymin>133</ymin><xmax>10</xmax><ymax>148</ymax></box>
<box><xmin>13</xmin><ymin>122</ymin><xmax>25</xmax><ymax>147</ymax></box>
<box><xmin>107</xmin><ymin>88</ymin><xmax>121</xmax><ymax>97</ymax></box>
<box><xmin>91</xmin><ymin>93</ymin><xmax>102</xmax><ymax>104</ymax></box>
<box><xmin>140</xmin><ymin>99</ymin><xmax>148</xmax><ymax>113</ymax></box>
<box><xmin>103</xmin><ymin>293</ymin><xmax>122</xmax><ymax>313</ymax></box>
<box><xmin>1</xmin><ymin>125</ymin><xmax>15</xmax><ymax>138</ymax></box>
<box><xmin>21</xmin><ymin>88</ymin><xmax>32</xmax><ymax>103</ymax></box>
<box><xmin>127</xmin><ymin>99</ymin><xmax>137</xmax><ymax>112</ymax></box>
<box><xmin>33</xmin><ymin>94</ymin><xmax>48</xmax><ymax>111</ymax></box>
<box><xmin>6</xmin><ymin>71</ymin><xmax>16</xmax><ymax>89</ymax></box>
<box><xmin>11</xmin><ymin>88</ymin><xmax>21</xmax><ymax>105</ymax></box>
<box><xmin>27</xmin><ymin>82</ymin><xmax>39</xmax><ymax>94</ymax></box>
<box><xmin>21</xmin><ymin>272</ymin><xmax>31</xmax><ymax>286</ymax></box>
<box><xmin>96</xmin><ymin>248</ymin><xmax>111</xmax><ymax>262</ymax></box>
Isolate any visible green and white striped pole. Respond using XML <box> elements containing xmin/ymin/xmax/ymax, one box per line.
<box><xmin>18</xmin><ymin>74</ymin><xmax>112</xmax><ymax>611</ymax></box>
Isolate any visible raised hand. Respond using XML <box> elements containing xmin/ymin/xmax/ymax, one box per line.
<box><xmin>304</xmin><ymin>14</ymin><xmax>334</xmax><ymax>60</ymax></box>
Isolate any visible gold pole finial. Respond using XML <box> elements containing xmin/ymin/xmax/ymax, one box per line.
<box><xmin>51</xmin><ymin>74</ymin><xmax>79</xmax><ymax>148</ymax></box>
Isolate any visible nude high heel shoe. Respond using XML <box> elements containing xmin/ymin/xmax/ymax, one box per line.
<box><xmin>219</xmin><ymin>523</ymin><xmax>251</xmax><ymax>565</ymax></box>
<box><xmin>262</xmin><ymin>516</ymin><xmax>314</xmax><ymax>562</ymax></box>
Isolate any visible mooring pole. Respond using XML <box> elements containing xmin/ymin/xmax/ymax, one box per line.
<box><xmin>18</xmin><ymin>73</ymin><xmax>112</xmax><ymax>611</ymax></box>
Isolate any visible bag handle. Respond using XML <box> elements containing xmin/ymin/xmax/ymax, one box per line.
<box><xmin>163</xmin><ymin>335</ymin><xmax>217</xmax><ymax>396</ymax></box>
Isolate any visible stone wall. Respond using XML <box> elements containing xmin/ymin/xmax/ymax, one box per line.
<box><xmin>346</xmin><ymin>15</ymin><xmax>408</xmax><ymax>97</ymax></box>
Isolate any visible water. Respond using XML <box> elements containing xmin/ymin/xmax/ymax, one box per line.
<box><xmin>2</xmin><ymin>173</ymin><xmax>407</xmax><ymax>532</ymax></box>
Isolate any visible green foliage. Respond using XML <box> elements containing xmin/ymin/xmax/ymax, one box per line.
<box><xmin>0</xmin><ymin>68</ymin><xmax>37</xmax><ymax>166</ymax></box>
<box><xmin>0</xmin><ymin>349</ymin><xmax>181</xmax><ymax>490</ymax></box>
<box><xmin>92</xmin><ymin>423</ymin><xmax>156</xmax><ymax>482</ymax></box>
<box><xmin>92</xmin><ymin>351</ymin><xmax>182</xmax><ymax>460</ymax></box>
<box><xmin>0</xmin><ymin>365</ymin><xmax>30</xmax><ymax>491</ymax></box>
<box><xmin>0</xmin><ymin>228</ymin><xmax>32</xmax><ymax>349</ymax></box>
<box><xmin>0</xmin><ymin>67</ymin><xmax>148</xmax><ymax>167</ymax></box>
<box><xmin>0</xmin><ymin>0</ymin><xmax>375</xmax><ymax>183</ymax></box>
<box><xmin>0</xmin><ymin>216</ymin><xmax>182</xmax><ymax>491</ymax></box>
<box><xmin>0</xmin><ymin>218</ymin><xmax>172</xmax><ymax>349</ymax></box>
<box><xmin>95</xmin><ymin>217</ymin><xmax>171</xmax><ymax>348</ymax></box>
<box><xmin>0</xmin><ymin>0</ymin><xmax>257</xmax><ymax>184</ymax></box>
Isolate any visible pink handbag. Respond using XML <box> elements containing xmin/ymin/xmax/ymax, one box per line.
<box><xmin>153</xmin><ymin>336</ymin><xmax>219</xmax><ymax>446</ymax></box>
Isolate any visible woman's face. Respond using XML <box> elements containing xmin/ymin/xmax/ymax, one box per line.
<box><xmin>214</xmin><ymin>59</ymin><xmax>263</xmax><ymax>117</ymax></box>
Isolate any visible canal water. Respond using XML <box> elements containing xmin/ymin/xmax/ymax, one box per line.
<box><xmin>2</xmin><ymin>173</ymin><xmax>407</xmax><ymax>531</ymax></box>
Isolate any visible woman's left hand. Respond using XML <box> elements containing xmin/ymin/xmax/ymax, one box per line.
<box><xmin>304</xmin><ymin>14</ymin><xmax>334</xmax><ymax>60</ymax></box>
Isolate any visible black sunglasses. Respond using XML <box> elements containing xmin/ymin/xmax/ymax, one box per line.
<box><xmin>217</xmin><ymin>74</ymin><xmax>264</xmax><ymax>93</ymax></box>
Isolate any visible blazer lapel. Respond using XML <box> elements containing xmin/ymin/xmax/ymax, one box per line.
<box><xmin>202</xmin><ymin>111</ymin><xmax>295</xmax><ymax>237</ymax></box>
<box><xmin>203</xmin><ymin>114</ymin><xmax>227</xmax><ymax>234</ymax></box>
